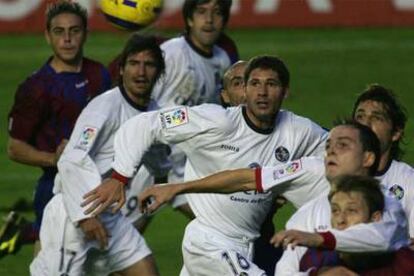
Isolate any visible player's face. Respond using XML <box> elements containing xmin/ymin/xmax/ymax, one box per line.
<box><xmin>187</xmin><ymin>0</ymin><xmax>224</xmax><ymax>54</ymax></box>
<box><xmin>244</xmin><ymin>68</ymin><xmax>287</xmax><ymax>128</ymax></box>
<box><xmin>221</xmin><ymin>63</ymin><xmax>247</xmax><ymax>106</ymax></box>
<box><xmin>330</xmin><ymin>191</ymin><xmax>370</xmax><ymax>230</ymax></box>
<box><xmin>324</xmin><ymin>126</ymin><xmax>373</xmax><ymax>181</ymax></box>
<box><xmin>45</xmin><ymin>13</ymin><xmax>86</xmax><ymax>65</ymax></box>
<box><xmin>354</xmin><ymin>100</ymin><xmax>402</xmax><ymax>155</ymax></box>
<box><xmin>121</xmin><ymin>50</ymin><xmax>158</xmax><ymax>107</ymax></box>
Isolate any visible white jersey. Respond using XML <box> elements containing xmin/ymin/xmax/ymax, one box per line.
<box><xmin>152</xmin><ymin>36</ymin><xmax>231</xmax><ymax>106</ymax></box>
<box><xmin>113</xmin><ymin>104</ymin><xmax>328</xmax><ymax>240</ymax></box>
<box><xmin>151</xmin><ymin>36</ymin><xmax>232</xmax><ymax>188</ymax></box>
<box><xmin>54</xmin><ymin>86</ymin><xmax>162</xmax><ymax>224</ymax></box>
<box><xmin>261</xmin><ymin>158</ymin><xmax>410</xmax><ymax>275</ymax></box>
<box><xmin>259</xmin><ymin>157</ymin><xmax>409</xmax><ymax>252</ymax></box>
<box><xmin>376</xmin><ymin>160</ymin><xmax>414</xmax><ymax>237</ymax></box>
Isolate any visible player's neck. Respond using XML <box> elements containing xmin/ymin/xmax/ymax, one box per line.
<box><xmin>186</xmin><ymin>35</ymin><xmax>213</xmax><ymax>56</ymax></box>
<box><xmin>378</xmin><ymin>149</ymin><xmax>392</xmax><ymax>172</ymax></box>
<box><xmin>50</xmin><ymin>56</ymin><xmax>83</xmax><ymax>73</ymax></box>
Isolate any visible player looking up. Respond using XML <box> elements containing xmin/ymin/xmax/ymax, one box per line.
<box><xmin>82</xmin><ymin>55</ymin><xmax>328</xmax><ymax>275</ymax></box>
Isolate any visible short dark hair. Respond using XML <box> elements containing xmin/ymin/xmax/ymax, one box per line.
<box><xmin>46</xmin><ymin>1</ymin><xmax>88</xmax><ymax>31</ymax></box>
<box><xmin>333</xmin><ymin>119</ymin><xmax>381</xmax><ymax>176</ymax></box>
<box><xmin>182</xmin><ymin>0</ymin><xmax>232</xmax><ymax>33</ymax></box>
<box><xmin>118</xmin><ymin>34</ymin><xmax>165</xmax><ymax>82</ymax></box>
<box><xmin>352</xmin><ymin>84</ymin><xmax>408</xmax><ymax>160</ymax></box>
<box><xmin>244</xmin><ymin>56</ymin><xmax>290</xmax><ymax>88</ymax></box>
<box><xmin>329</xmin><ymin>175</ymin><xmax>385</xmax><ymax>217</ymax></box>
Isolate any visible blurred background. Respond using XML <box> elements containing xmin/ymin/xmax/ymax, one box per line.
<box><xmin>1</xmin><ymin>0</ymin><xmax>413</xmax><ymax>274</ymax></box>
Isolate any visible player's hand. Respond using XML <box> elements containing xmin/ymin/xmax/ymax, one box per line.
<box><xmin>53</xmin><ymin>139</ymin><xmax>68</xmax><ymax>165</ymax></box>
<box><xmin>81</xmin><ymin>178</ymin><xmax>126</xmax><ymax>216</ymax></box>
<box><xmin>270</xmin><ymin>229</ymin><xmax>324</xmax><ymax>249</ymax></box>
<box><xmin>79</xmin><ymin>217</ymin><xmax>109</xmax><ymax>249</ymax></box>
<box><xmin>138</xmin><ymin>184</ymin><xmax>177</xmax><ymax>214</ymax></box>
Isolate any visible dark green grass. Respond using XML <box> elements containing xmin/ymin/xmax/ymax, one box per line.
<box><xmin>0</xmin><ymin>28</ymin><xmax>413</xmax><ymax>274</ymax></box>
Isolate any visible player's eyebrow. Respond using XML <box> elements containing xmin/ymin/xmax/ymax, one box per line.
<box><xmin>230</xmin><ymin>76</ymin><xmax>243</xmax><ymax>82</ymax></box>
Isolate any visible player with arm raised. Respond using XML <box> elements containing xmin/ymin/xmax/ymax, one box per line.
<box><xmin>30</xmin><ymin>34</ymin><xmax>164</xmax><ymax>276</ymax></box>
<box><xmin>3</xmin><ymin>1</ymin><xmax>111</xmax><ymax>257</ymax></box>
<box><xmin>82</xmin><ymin>55</ymin><xmax>328</xmax><ymax>275</ymax></box>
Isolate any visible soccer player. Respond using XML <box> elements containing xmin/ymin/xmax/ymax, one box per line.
<box><xmin>352</xmin><ymin>84</ymin><xmax>414</xmax><ymax>237</ymax></box>
<box><xmin>82</xmin><ymin>55</ymin><xmax>328</xmax><ymax>275</ymax></box>
<box><xmin>220</xmin><ymin>60</ymin><xmax>247</xmax><ymax>107</ymax></box>
<box><xmin>220</xmin><ymin>59</ymin><xmax>285</xmax><ymax>275</ymax></box>
<box><xmin>3</xmin><ymin>1</ymin><xmax>111</xmax><ymax>256</ymax></box>
<box><xmin>137</xmin><ymin>121</ymin><xmax>408</xmax><ymax>270</ymax></box>
<box><xmin>30</xmin><ymin>34</ymin><xmax>164</xmax><ymax>275</ymax></box>
<box><xmin>155</xmin><ymin>0</ymin><xmax>237</xmax><ymax>214</ymax></box>
<box><xmin>277</xmin><ymin>175</ymin><xmax>414</xmax><ymax>275</ymax></box>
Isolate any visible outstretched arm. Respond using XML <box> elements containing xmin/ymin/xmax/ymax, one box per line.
<box><xmin>138</xmin><ymin>168</ymin><xmax>256</xmax><ymax>213</ymax></box>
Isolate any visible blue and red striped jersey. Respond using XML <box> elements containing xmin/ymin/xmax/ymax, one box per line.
<box><xmin>8</xmin><ymin>57</ymin><xmax>111</xmax><ymax>154</ymax></box>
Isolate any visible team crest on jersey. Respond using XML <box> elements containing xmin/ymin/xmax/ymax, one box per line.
<box><xmin>274</xmin><ymin>146</ymin><xmax>290</xmax><ymax>162</ymax></box>
<box><xmin>75</xmin><ymin>126</ymin><xmax>97</xmax><ymax>151</ymax></box>
<box><xmin>160</xmin><ymin>107</ymin><xmax>189</xmax><ymax>129</ymax></box>
<box><xmin>273</xmin><ymin>160</ymin><xmax>301</xmax><ymax>180</ymax></box>
<box><xmin>389</xmin><ymin>184</ymin><xmax>404</xmax><ymax>200</ymax></box>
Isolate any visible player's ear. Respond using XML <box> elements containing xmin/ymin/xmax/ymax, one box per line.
<box><xmin>221</xmin><ymin>89</ymin><xmax>230</xmax><ymax>105</ymax></box>
<box><xmin>44</xmin><ymin>30</ymin><xmax>51</xmax><ymax>45</ymax></box>
<box><xmin>283</xmin><ymin>87</ymin><xmax>290</xmax><ymax>99</ymax></box>
<box><xmin>391</xmin><ymin>127</ymin><xmax>403</xmax><ymax>143</ymax></box>
<box><xmin>362</xmin><ymin>151</ymin><xmax>375</xmax><ymax>169</ymax></box>
<box><xmin>370</xmin><ymin>210</ymin><xmax>382</xmax><ymax>222</ymax></box>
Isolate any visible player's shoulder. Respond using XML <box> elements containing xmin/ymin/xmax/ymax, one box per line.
<box><xmin>82</xmin><ymin>57</ymin><xmax>109</xmax><ymax>79</ymax></box>
<box><xmin>278</xmin><ymin>110</ymin><xmax>321</xmax><ymax>127</ymax></box>
<box><xmin>86</xmin><ymin>86</ymin><xmax>121</xmax><ymax>111</ymax></box>
<box><xmin>189</xmin><ymin>104</ymin><xmax>237</xmax><ymax>130</ymax></box>
<box><xmin>389</xmin><ymin>160</ymin><xmax>414</xmax><ymax>175</ymax></box>
<box><xmin>82</xmin><ymin>57</ymin><xmax>107</xmax><ymax>70</ymax></box>
<box><xmin>160</xmin><ymin>36</ymin><xmax>186</xmax><ymax>52</ymax></box>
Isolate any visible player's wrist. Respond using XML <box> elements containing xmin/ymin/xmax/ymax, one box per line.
<box><xmin>318</xmin><ymin>231</ymin><xmax>336</xmax><ymax>250</ymax></box>
<box><xmin>111</xmin><ymin>170</ymin><xmax>130</xmax><ymax>185</ymax></box>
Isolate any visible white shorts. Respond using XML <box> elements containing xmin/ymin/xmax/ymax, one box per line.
<box><xmin>30</xmin><ymin>194</ymin><xmax>151</xmax><ymax>276</ymax></box>
<box><xmin>180</xmin><ymin>220</ymin><xmax>266</xmax><ymax>276</ymax></box>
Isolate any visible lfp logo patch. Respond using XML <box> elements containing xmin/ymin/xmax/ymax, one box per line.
<box><xmin>75</xmin><ymin>126</ymin><xmax>97</xmax><ymax>151</ymax></box>
<box><xmin>160</xmin><ymin>107</ymin><xmax>189</xmax><ymax>129</ymax></box>
<box><xmin>273</xmin><ymin>160</ymin><xmax>301</xmax><ymax>180</ymax></box>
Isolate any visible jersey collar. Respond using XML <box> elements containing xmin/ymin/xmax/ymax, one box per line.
<box><xmin>184</xmin><ymin>35</ymin><xmax>214</xmax><ymax>58</ymax></box>
<box><xmin>119</xmin><ymin>84</ymin><xmax>148</xmax><ymax>111</ymax></box>
<box><xmin>242</xmin><ymin>106</ymin><xmax>274</xmax><ymax>135</ymax></box>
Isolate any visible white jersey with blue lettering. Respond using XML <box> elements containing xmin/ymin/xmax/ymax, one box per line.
<box><xmin>376</xmin><ymin>160</ymin><xmax>414</xmax><ymax>237</ymax></box>
<box><xmin>113</xmin><ymin>104</ymin><xmax>327</xmax><ymax>240</ymax></box>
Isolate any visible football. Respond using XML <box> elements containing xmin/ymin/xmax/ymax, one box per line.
<box><xmin>100</xmin><ymin>0</ymin><xmax>163</xmax><ymax>30</ymax></box>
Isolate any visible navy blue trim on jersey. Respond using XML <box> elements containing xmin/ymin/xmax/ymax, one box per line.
<box><xmin>242</xmin><ymin>106</ymin><xmax>274</xmax><ymax>135</ymax></box>
<box><xmin>184</xmin><ymin>35</ymin><xmax>214</xmax><ymax>58</ymax></box>
<box><xmin>119</xmin><ymin>84</ymin><xmax>148</xmax><ymax>111</ymax></box>
<box><xmin>375</xmin><ymin>158</ymin><xmax>393</xmax><ymax>177</ymax></box>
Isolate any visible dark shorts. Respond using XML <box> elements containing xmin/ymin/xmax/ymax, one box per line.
<box><xmin>33</xmin><ymin>168</ymin><xmax>57</xmax><ymax>232</ymax></box>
